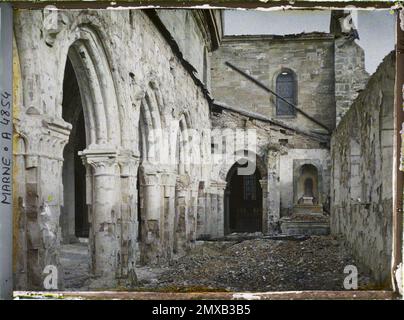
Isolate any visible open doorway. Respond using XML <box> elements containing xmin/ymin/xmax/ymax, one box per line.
<box><xmin>60</xmin><ymin>55</ymin><xmax>90</xmax><ymax>289</ymax></box>
<box><xmin>225</xmin><ymin>160</ymin><xmax>263</xmax><ymax>233</ymax></box>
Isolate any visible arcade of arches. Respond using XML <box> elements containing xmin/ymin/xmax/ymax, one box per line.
<box><xmin>11</xmin><ymin>8</ymin><xmax>398</xmax><ymax>292</ymax></box>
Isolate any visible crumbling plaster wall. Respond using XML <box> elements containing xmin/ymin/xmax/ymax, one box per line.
<box><xmin>12</xmin><ymin>9</ymin><xmax>214</xmax><ymax>289</ymax></box>
<box><xmin>330</xmin><ymin>52</ymin><xmax>394</xmax><ymax>286</ymax></box>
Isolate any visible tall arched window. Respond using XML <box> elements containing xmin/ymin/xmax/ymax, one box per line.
<box><xmin>276</xmin><ymin>69</ymin><xmax>296</xmax><ymax>116</ymax></box>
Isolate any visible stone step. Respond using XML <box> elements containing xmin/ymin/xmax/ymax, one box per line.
<box><xmin>280</xmin><ymin>220</ymin><xmax>330</xmax><ymax>236</ymax></box>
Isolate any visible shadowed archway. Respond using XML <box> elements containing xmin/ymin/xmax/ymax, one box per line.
<box><xmin>61</xmin><ymin>56</ymin><xmax>89</xmax><ymax>242</ymax></box>
<box><xmin>225</xmin><ymin>160</ymin><xmax>263</xmax><ymax>234</ymax></box>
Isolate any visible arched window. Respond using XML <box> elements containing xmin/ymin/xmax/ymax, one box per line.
<box><xmin>276</xmin><ymin>69</ymin><xmax>296</xmax><ymax>116</ymax></box>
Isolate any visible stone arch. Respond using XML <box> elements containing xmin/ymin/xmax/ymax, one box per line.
<box><xmin>293</xmin><ymin>160</ymin><xmax>323</xmax><ymax>205</ymax></box>
<box><xmin>177</xmin><ymin>113</ymin><xmax>194</xmax><ymax>176</ymax></box>
<box><xmin>219</xmin><ymin>150</ymin><xmax>267</xmax><ymax>182</ymax></box>
<box><xmin>58</xmin><ymin>24</ymin><xmax>126</xmax><ymax>285</ymax></box>
<box><xmin>136</xmin><ymin>82</ymin><xmax>167</xmax><ymax>265</ymax></box>
<box><xmin>138</xmin><ymin>83</ymin><xmax>165</xmax><ymax>165</ymax></box>
<box><xmin>218</xmin><ymin>149</ymin><xmax>268</xmax><ymax>233</ymax></box>
<box><xmin>224</xmin><ymin>158</ymin><xmax>264</xmax><ymax>234</ymax></box>
<box><xmin>57</xmin><ymin>24</ymin><xmax>122</xmax><ymax>147</ymax></box>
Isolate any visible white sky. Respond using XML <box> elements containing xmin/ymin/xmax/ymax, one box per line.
<box><xmin>224</xmin><ymin>9</ymin><xmax>395</xmax><ymax>75</ymax></box>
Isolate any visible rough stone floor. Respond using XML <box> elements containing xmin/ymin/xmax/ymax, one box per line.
<box><xmin>60</xmin><ymin>242</ymin><xmax>90</xmax><ymax>290</ymax></box>
<box><xmin>60</xmin><ymin>235</ymin><xmax>378</xmax><ymax>292</ymax></box>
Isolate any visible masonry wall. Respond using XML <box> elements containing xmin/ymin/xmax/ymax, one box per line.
<box><xmin>157</xmin><ymin>10</ymin><xmax>210</xmax><ymax>89</ymax></box>
<box><xmin>330</xmin><ymin>52</ymin><xmax>394</xmax><ymax>286</ymax></box>
<box><xmin>211</xmin><ymin>34</ymin><xmax>336</xmax><ymax>133</ymax></box>
<box><xmin>334</xmin><ymin>37</ymin><xmax>369</xmax><ymax>125</ymax></box>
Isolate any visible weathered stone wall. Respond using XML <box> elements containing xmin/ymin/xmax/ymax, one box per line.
<box><xmin>330</xmin><ymin>52</ymin><xmax>394</xmax><ymax>286</ymax></box>
<box><xmin>211</xmin><ymin>34</ymin><xmax>336</xmax><ymax>133</ymax></box>
<box><xmin>334</xmin><ymin>37</ymin><xmax>369</xmax><ymax>124</ymax></box>
<box><xmin>12</xmin><ymin>9</ymin><xmax>216</xmax><ymax>289</ymax></box>
<box><xmin>156</xmin><ymin>10</ymin><xmax>222</xmax><ymax>91</ymax></box>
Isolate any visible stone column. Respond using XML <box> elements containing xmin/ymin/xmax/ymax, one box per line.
<box><xmin>215</xmin><ymin>180</ymin><xmax>227</xmax><ymax>238</ymax></box>
<box><xmin>174</xmin><ymin>185</ymin><xmax>189</xmax><ymax>256</ymax></box>
<box><xmin>267</xmin><ymin>150</ymin><xmax>281</xmax><ymax>234</ymax></box>
<box><xmin>17</xmin><ymin>117</ymin><xmax>71</xmax><ymax>290</ymax></box>
<box><xmin>209</xmin><ymin>185</ymin><xmax>219</xmax><ymax>238</ymax></box>
<box><xmin>161</xmin><ymin>172</ymin><xmax>177</xmax><ymax>262</ymax></box>
<box><xmin>196</xmin><ymin>181</ymin><xmax>207</xmax><ymax>239</ymax></box>
<box><xmin>139</xmin><ymin>172</ymin><xmax>162</xmax><ymax>265</ymax></box>
<box><xmin>117</xmin><ymin>152</ymin><xmax>139</xmax><ymax>282</ymax></box>
<box><xmin>259</xmin><ymin>178</ymin><xmax>269</xmax><ymax>233</ymax></box>
<box><xmin>188</xmin><ymin>186</ymin><xmax>199</xmax><ymax>246</ymax></box>
<box><xmin>81</xmin><ymin>148</ymin><xmax>120</xmax><ymax>286</ymax></box>
<box><xmin>204</xmin><ymin>187</ymin><xmax>212</xmax><ymax>239</ymax></box>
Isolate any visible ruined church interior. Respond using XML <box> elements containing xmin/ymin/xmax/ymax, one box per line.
<box><xmin>7</xmin><ymin>5</ymin><xmax>403</xmax><ymax>297</ymax></box>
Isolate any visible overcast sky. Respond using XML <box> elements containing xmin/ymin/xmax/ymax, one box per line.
<box><xmin>224</xmin><ymin>9</ymin><xmax>395</xmax><ymax>75</ymax></box>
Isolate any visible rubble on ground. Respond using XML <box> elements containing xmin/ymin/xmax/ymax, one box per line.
<box><xmin>61</xmin><ymin>235</ymin><xmax>377</xmax><ymax>292</ymax></box>
<box><xmin>142</xmin><ymin>235</ymin><xmax>376</xmax><ymax>292</ymax></box>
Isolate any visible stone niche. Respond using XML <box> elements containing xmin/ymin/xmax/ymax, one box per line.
<box><xmin>280</xmin><ymin>159</ymin><xmax>329</xmax><ymax>236</ymax></box>
<box><xmin>293</xmin><ymin>160</ymin><xmax>323</xmax><ymax>215</ymax></box>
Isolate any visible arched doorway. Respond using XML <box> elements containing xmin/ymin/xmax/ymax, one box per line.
<box><xmin>57</xmin><ymin>28</ymin><xmax>125</xmax><ymax>286</ymax></box>
<box><xmin>60</xmin><ymin>54</ymin><xmax>91</xmax><ymax>289</ymax></box>
<box><xmin>61</xmin><ymin>56</ymin><xmax>89</xmax><ymax>242</ymax></box>
<box><xmin>225</xmin><ymin>160</ymin><xmax>263</xmax><ymax>233</ymax></box>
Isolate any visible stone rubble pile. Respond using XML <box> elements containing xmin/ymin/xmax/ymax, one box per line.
<box><xmin>150</xmin><ymin>235</ymin><xmax>375</xmax><ymax>291</ymax></box>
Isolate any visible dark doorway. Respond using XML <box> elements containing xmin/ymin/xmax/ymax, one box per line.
<box><xmin>225</xmin><ymin>160</ymin><xmax>263</xmax><ymax>233</ymax></box>
<box><xmin>61</xmin><ymin>57</ymin><xmax>89</xmax><ymax>240</ymax></box>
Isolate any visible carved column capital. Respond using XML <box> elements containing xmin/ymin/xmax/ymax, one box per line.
<box><xmin>160</xmin><ymin>172</ymin><xmax>177</xmax><ymax>198</ymax></box>
<box><xmin>140</xmin><ymin>173</ymin><xmax>161</xmax><ymax>186</ymax></box>
<box><xmin>161</xmin><ymin>172</ymin><xmax>178</xmax><ymax>187</ymax></box>
<box><xmin>17</xmin><ymin>116</ymin><xmax>72</xmax><ymax>167</ymax></box>
<box><xmin>80</xmin><ymin>147</ymin><xmax>118</xmax><ymax>175</ymax></box>
<box><xmin>118</xmin><ymin>151</ymin><xmax>140</xmax><ymax>178</ymax></box>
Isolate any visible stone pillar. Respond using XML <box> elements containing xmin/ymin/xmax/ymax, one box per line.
<box><xmin>188</xmin><ymin>186</ymin><xmax>199</xmax><ymax>246</ymax></box>
<box><xmin>204</xmin><ymin>187</ymin><xmax>212</xmax><ymax>239</ymax></box>
<box><xmin>267</xmin><ymin>150</ymin><xmax>281</xmax><ymax>234</ymax></box>
<box><xmin>161</xmin><ymin>172</ymin><xmax>177</xmax><ymax>262</ymax></box>
<box><xmin>215</xmin><ymin>180</ymin><xmax>227</xmax><ymax>238</ymax></box>
<box><xmin>210</xmin><ymin>189</ymin><xmax>218</xmax><ymax>238</ymax></box>
<box><xmin>174</xmin><ymin>185</ymin><xmax>189</xmax><ymax>256</ymax></box>
<box><xmin>259</xmin><ymin>178</ymin><xmax>269</xmax><ymax>233</ymax></box>
<box><xmin>117</xmin><ymin>152</ymin><xmax>139</xmax><ymax>282</ymax></box>
<box><xmin>17</xmin><ymin>117</ymin><xmax>71</xmax><ymax>290</ymax></box>
<box><xmin>81</xmin><ymin>148</ymin><xmax>120</xmax><ymax>286</ymax></box>
<box><xmin>196</xmin><ymin>181</ymin><xmax>207</xmax><ymax>239</ymax></box>
<box><xmin>139</xmin><ymin>172</ymin><xmax>162</xmax><ymax>265</ymax></box>
<box><xmin>224</xmin><ymin>187</ymin><xmax>230</xmax><ymax>236</ymax></box>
